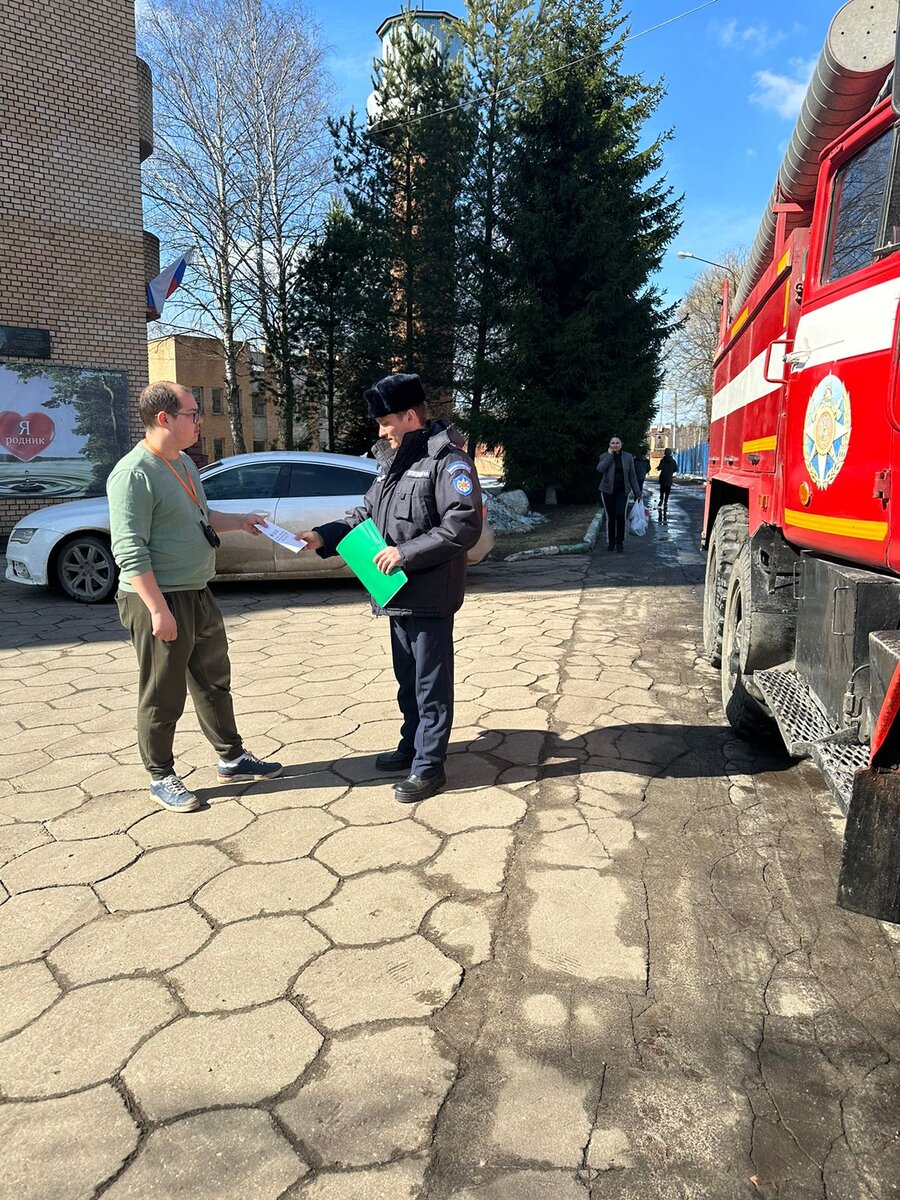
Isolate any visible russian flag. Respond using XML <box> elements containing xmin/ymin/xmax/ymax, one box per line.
<box><xmin>146</xmin><ymin>250</ymin><xmax>194</xmax><ymax>319</ymax></box>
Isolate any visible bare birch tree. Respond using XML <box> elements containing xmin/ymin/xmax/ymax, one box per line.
<box><xmin>140</xmin><ymin>0</ymin><xmax>331</xmax><ymax>452</ymax></box>
<box><xmin>664</xmin><ymin>248</ymin><xmax>747</xmax><ymax>425</ymax></box>
<box><xmin>140</xmin><ymin>0</ymin><xmax>253</xmax><ymax>452</ymax></box>
<box><xmin>238</xmin><ymin>0</ymin><xmax>331</xmax><ymax>449</ymax></box>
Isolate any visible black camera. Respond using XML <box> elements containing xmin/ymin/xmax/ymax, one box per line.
<box><xmin>200</xmin><ymin>521</ymin><xmax>221</xmax><ymax>548</ymax></box>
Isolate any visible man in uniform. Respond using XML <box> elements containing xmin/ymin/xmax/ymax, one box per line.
<box><xmin>299</xmin><ymin>373</ymin><xmax>482</xmax><ymax>802</ymax></box>
<box><xmin>108</xmin><ymin>381</ymin><xmax>282</xmax><ymax>812</ymax></box>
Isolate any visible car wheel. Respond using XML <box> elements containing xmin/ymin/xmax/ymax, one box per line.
<box><xmin>54</xmin><ymin>535</ymin><xmax>118</xmax><ymax>603</ymax></box>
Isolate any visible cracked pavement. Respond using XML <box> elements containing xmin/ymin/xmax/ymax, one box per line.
<box><xmin>0</xmin><ymin>492</ymin><xmax>898</xmax><ymax>1200</ymax></box>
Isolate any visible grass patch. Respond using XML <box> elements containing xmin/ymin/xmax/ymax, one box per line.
<box><xmin>492</xmin><ymin>502</ymin><xmax>600</xmax><ymax>559</ymax></box>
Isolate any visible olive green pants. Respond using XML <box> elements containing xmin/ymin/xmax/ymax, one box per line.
<box><xmin>117</xmin><ymin>587</ymin><xmax>243</xmax><ymax>780</ymax></box>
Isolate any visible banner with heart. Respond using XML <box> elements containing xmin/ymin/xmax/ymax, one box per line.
<box><xmin>0</xmin><ymin>410</ymin><xmax>57</xmax><ymax>463</ymax></box>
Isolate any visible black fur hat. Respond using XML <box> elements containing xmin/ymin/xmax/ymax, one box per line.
<box><xmin>364</xmin><ymin>373</ymin><xmax>426</xmax><ymax>418</ymax></box>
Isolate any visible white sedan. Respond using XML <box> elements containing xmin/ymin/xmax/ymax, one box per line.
<box><xmin>5</xmin><ymin>450</ymin><xmax>494</xmax><ymax>603</ymax></box>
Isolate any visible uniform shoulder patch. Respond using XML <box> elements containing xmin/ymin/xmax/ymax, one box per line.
<box><xmin>453</xmin><ymin>474</ymin><xmax>474</xmax><ymax>496</ymax></box>
<box><xmin>445</xmin><ymin>459</ymin><xmax>471</xmax><ymax>475</ymax></box>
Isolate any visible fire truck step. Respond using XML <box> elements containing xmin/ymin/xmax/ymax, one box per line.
<box><xmin>754</xmin><ymin>667</ymin><xmax>832</xmax><ymax>755</ymax></box>
<box><xmin>809</xmin><ymin>736</ymin><xmax>869</xmax><ymax>816</ymax></box>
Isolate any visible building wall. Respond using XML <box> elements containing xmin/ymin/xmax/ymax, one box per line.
<box><xmin>0</xmin><ymin>0</ymin><xmax>149</xmax><ymax>533</ymax></box>
<box><xmin>147</xmin><ymin>336</ymin><xmax>278</xmax><ymax>462</ymax></box>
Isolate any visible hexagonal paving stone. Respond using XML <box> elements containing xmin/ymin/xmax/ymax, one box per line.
<box><xmin>221</xmin><ymin>808</ymin><xmax>341</xmax><ymax>863</ymax></box>
<box><xmin>0</xmin><ymin>886</ymin><xmax>105</xmax><ymax>967</ymax></box>
<box><xmin>415</xmin><ymin>789</ymin><xmax>526</xmax><ymax>835</ymax></box>
<box><xmin>0</xmin><ymin>834</ymin><xmax>140</xmax><ymax>895</ymax></box>
<box><xmin>309</xmin><ymin>870</ymin><xmax>439</xmax><ymax>945</ymax></box>
<box><xmin>0</xmin><ymin>960</ymin><xmax>60</xmax><ymax>1039</ymax></box>
<box><xmin>169</xmin><ymin>915</ymin><xmax>328</xmax><ymax>1011</ymax></box>
<box><xmin>48</xmin><ymin>905</ymin><xmax>213</xmax><ymax>985</ymax></box>
<box><xmin>278</xmin><ymin>1025</ymin><xmax>455</xmax><ymax>1167</ymax></box>
<box><xmin>0</xmin><ymin>1085</ymin><xmax>140</xmax><ymax>1200</ymax></box>
<box><xmin>295</xmin><ymin>1159</ymin><xmax>428</xmax><ymax>1199</ymax></box>
<box><xmin>129</xmin><ymin>799</ymin><xmax>254</xmax><ymax>849</ymax></box>
<box><xmin>96</xmin><ymin>844</ymin><xmax>233</xmax><ymax>911</ymax></box>
<box><xmin>0</xmin><ymin>978</ymin><xmax>178</xmax><ymax>1098</ymax></box>
<box><xmin>0</xmin><ymin>822</ymin><xmax>50</xmax><ymax>868</ymax></box>
<box><xmin>0</xmin><ymin>787</ymin><xmax>86</xmax><ymax>823</ymax></box>
<box><xmin>294</xmin><ymin>935</ymin><xmax>461</xmax><ymax>1031</ymax></box>
<box><xmin>193</xmin><ymin>858</ymin><xmax>338</xmax><ymax>923</ymax></box>
<box><xmin>240</xmin><ymin>773</ymin><xmax>349</xmax><ymax>814</ymax></box>
<box><xmin>424</xmin><ymin>897</ymin><xmax>502</xmax><ymax>967</ymax></box>
<box><xmin>104</xmin><ymin>1108</ymin><xmax>305</xmax><ymax>1200</ymax></box>
<box><xmin>327</xmin><ymin>784</ymin><xmax>411</xmax><ymax>826</ymax></box>
<box><xmin>122</xmin><ymin>1001</ymin><xmax>323</xmax><ymax>1120</ymax></box>
<box><xmin>424</xmin><ymin>829</ymin><xmax>514</xmax><ymax>894</ymax></box>
<box><xmin>314</xmin><ymin>821</ymin><xmax>440</xmax><ymax>876</ymax></box>
<box><xmin>46</xmin><ymin>792</ymin><xmax>152</xmax><ymax>840</ymax></box>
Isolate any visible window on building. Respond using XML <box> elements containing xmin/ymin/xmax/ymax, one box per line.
<box><xmin>201</xmin><ymin>462</ymin><xmax>285</xmax><ymax>501</ymax></box>
<box><xmin>190</xmin><ymin>386</ymin><xmax>204</xmax><ymax>412</ymax></box>
<box><xmin>213</xmin><ymin>438</ymin><xmax>225</xmax><ymax>461</ymax></box>
<box><xmin>287</xmin><ymin>462</ymin><xmax>376</xmax><ymax>498</ymax></box>
<box><xmin>252</xmin><ymin>395</ymin><xmax>267</xmax><ymax>417</ymax></box>
<box><xmin>211</xmin><ymin>388</ymin><xmax>223</xmax><ymax>415</ymax></box>
<box><xmin>236</xmin><ymin>387</ymin><xmax>242</xmax><ymax>406</ymax></box>
<box><xmin>824</xmin><ymin>127</ymin><xmax>894</xmax><ymax>283</ymax></box>
<box><xmin>252</xmin><ymin>440</ymin><xmax>266</xmax><ymax>453</ymax></box>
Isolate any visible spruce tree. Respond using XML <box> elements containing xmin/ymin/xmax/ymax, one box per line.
<box><xmin>491</xmin><ymin>0</ymin><xmax>681</xmax><ymax>501</ymax></box>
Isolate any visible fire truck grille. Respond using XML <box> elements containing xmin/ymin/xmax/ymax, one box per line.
<box><xmin>809</xmin><ymin>739</ymin><xmax>868</xmax><ymax>816</ymax></box>
<box><xmin>754</xmin><ymin>667</ymin><xmax>832</xmax><ymax>755</ymax></box>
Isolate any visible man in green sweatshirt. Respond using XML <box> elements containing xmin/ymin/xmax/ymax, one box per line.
<box><xmin>107</xmin><ymin>381</ymin><xmax>282</xmax><ymax>812</ymax></box>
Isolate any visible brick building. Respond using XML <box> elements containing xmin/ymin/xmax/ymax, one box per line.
<box><xmin>0</xmin><ymin>0</ymin><xmax>153</xmax><ymax>535</ymax></box>
<box><xmin>147</xmin><ymin>335</ymin><xmax>278</xmax><ymax>462</ymax></box>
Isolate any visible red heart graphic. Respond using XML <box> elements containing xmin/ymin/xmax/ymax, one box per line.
<box><xmin>0</xmin><ymin>411</ymin><xmax>57</xmax><ymax>463</ymax></box>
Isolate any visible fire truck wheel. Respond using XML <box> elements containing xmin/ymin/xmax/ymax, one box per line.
<box><xmin>721</xmin><ymin>542</ymin><xmax>776</xmax><ymax>740</ymax></box>
<box><xmin>703</xmin><ymin>504</ymin><xmax>748</xmax><ymax>667</ymax></box>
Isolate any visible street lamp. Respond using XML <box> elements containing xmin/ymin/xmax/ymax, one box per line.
<box><xmin>676</xmin><ymin>250</ymin><xmax>738</xmax><ymax>284</ymax></box>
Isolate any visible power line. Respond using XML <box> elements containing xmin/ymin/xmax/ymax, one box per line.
<box><xmin>371</xmin><ymin>0</ymin><xmax>719</xmax><ymax>135</ymax></box>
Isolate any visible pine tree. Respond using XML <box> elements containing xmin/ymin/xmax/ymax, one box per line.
<box><xmin>491</xmin><ymin>0</ymin><xmax>681</xmax><ymax>501</ymax></box>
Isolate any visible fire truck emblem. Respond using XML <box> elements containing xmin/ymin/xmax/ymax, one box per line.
<box><xmin>803</xmin><ymin>374</ymin><xmax>851</xmax><ymax>490</ymax></box>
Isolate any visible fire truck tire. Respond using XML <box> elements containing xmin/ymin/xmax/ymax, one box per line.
<box><xmin>721</xmin><ymin>542</ymin><xmax>776</xmax><ymax>740</ymax></box>
<box><xmin>703</xmin><ymin>504</ymin><xmax>748</xmax><ymax>667</ymax></box>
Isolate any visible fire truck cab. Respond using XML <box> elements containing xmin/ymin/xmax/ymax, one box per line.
<box><xmin>702</xmin><ymin>0</ymin><xmax>900</xmax><ymax>922</ymax></box>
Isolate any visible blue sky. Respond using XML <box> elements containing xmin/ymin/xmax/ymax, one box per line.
<box><xmin>303</xmin><ymin>0</ymin><xmax>848</xmax><ymax>301</ymax></box>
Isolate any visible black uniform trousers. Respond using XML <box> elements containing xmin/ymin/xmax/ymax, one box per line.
<box><xmin>389</xmin><ymin>614</ymin><xmax>454</xmax><ymax>777</ymax></box>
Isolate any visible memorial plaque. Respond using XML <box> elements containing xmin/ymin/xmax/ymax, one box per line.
<box><xmin>0</xmin><ymin>326</ymin><xmax>51</xmax><ymax>359</ymax></box>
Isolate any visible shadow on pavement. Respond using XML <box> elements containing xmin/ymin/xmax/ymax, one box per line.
<box><xmin>212</xmin><ymin>722</ymin><xmax>791</xmax><ymax>804</ymax></box>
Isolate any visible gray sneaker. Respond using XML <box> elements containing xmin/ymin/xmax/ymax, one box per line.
<box><xmin>149</xmin><ymin>775</ymin><xmax>199</xmax><ymax>812</ymax></box>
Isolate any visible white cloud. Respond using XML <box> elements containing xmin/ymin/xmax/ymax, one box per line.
<box><xmin>711</xmin><ymin>19</ymin><xmax>787</xmax><ymax>54</ymax></box>
<box><xmin>750</xmin><ymin>58</ymin><xmax>816</xmax><ymax>120</ymax></box>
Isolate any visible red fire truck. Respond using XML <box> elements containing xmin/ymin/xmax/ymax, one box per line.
<box><xmin>702</xmin><ymin>0</ymin><xmax>900</xmax><ymax>922</ymax></box>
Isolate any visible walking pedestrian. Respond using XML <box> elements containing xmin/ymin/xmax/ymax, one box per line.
<box><xmin>596</xmin><ymin>435</ymin><xmax>642</xmax><ymax>552</ymax></box>
<box><xmin>633</xmin><ymin>445</ymin><xmax>651</xmax><ymax>494</ymax></box>
<box><xmin>658</xmin><ymin>447</ymin><xmax>677</xmax><ymax>518</ymax></box>
<box><xmin>298</xmin><ymin>373</ymin><xmax>483</xmax><ymax>803</ymax></box>
<box><xmin>107</xmin><ymin>382</ymin><xmax>283</xmax><ymax>812</ymax></box>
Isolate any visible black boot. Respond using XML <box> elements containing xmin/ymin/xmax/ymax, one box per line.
<box><xmin>375</xmin><ymin>750</ymin><xmax>414</xmax><ymax>773</ymax></box>
<box><xmin>394</xmin><ymin>770</ymin><xmax>447</xmax><ymax>803</ymax></box>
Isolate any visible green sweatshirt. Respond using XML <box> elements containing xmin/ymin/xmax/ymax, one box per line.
<box><xmin>107</xmin><ymin>443</ymin><xmax>216</xmax><ymax>592</ymax></box>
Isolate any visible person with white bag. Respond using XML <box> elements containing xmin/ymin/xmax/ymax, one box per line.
<box><xmin>596</xmin><ymin>435</ymin><xmax>642</xmax><ymax>552</ymax></box>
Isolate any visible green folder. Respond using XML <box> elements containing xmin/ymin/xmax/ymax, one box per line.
<box><xmin>337</xmin><ymin>519</ymin><xmax>409</xmax><ymax>607</ymax></box>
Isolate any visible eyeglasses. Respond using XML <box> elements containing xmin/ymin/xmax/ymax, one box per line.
<box><xmin>174</xmin><ymin>409</ymin><xmax>202</xmax><ymax>424</ymax></box>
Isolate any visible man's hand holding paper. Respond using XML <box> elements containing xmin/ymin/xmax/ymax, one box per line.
<box><xmin>374</xmin><ymin>546</ymin><xmax>403</xmax><ymax>574</ymax></box>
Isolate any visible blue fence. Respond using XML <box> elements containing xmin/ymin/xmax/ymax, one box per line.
<box><xmin>674</xmin><ymin>440</ymin><xmax>708</xmax><ymax>477</ymax></box>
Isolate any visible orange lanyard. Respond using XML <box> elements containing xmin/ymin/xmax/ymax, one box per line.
<box><xmin>143</xmin><ymin>442</ymin><xmax>204</xmax><ymax>513</ymax></box>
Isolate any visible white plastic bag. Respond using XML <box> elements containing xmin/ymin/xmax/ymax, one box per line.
<box><xmin>629</xmin><ymin>502</ymin><xmax>648</xmax><ymax>536</ymax></box>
